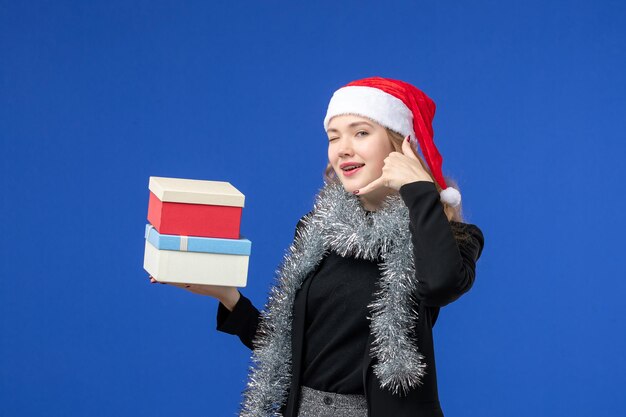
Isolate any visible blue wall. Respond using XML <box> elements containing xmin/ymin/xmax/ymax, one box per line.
<box><xmin>1</xmin><ymin>1</ymin><xmax>625</xmax><ymax>415</ymax></box>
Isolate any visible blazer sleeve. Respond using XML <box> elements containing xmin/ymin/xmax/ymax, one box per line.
<box><xmin>216</xmin><ymin>291</ymin><xmax>260</xmax><ymax>350</ymax></box>
<box><xmin>215</xmin><ymin>215</ymin><xmax>310</xmax><ymax>350</ymax></box>
<box><xmin>399</xmin><ymin>180</ymin><xmax>485</xmax><ymax>307</ymax></box>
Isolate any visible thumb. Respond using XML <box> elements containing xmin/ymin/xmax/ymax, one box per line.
<box><xmin>402</xmin><ymin>135</ymin><xmax>420</xmax><ymax>161</ymax></box>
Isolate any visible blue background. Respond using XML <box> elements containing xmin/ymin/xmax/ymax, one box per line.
<box><xmin>1</xmin><ymin>1</ymin><xmax>625</xmax><ymax>416</ymax></box>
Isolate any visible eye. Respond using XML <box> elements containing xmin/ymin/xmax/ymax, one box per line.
<box><xmin>356</xmin><ymin>130</ymin><xmax>369</xmax><ymax>137</ymax></box>
<box><xmin>328</xmin><ymin>137</ymin><xmax>339</xmax><ymax>142</ymax></box>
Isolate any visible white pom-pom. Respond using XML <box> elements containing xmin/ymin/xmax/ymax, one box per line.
<box><xmin>440</xmin><ymin>187</ymin><xmax>461</xmax><ymax>207</ymax></box>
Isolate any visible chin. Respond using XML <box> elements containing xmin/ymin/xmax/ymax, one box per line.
<box><xmin>334</xmin><ymin>170</ymin><xmax>369</xmax><ymax>194</ymax></box>
<box><xmin>338</xmin><ymin>179</ymin><xmax>368</xmax><ymax>194</ymax></box>
<box><xmin>337</xmin><ymin>180</ymin><xmax>354</xmax><ymax>193</ymax></box>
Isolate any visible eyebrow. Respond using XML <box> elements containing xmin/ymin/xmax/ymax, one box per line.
<box><xmin>326</xmin><ymin>121</ymin><xmax>374</xmax><ymax>133</ymax></box>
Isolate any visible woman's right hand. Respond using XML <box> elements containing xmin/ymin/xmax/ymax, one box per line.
<box><xmin>149</xmin><ymin>276</ymin><xmax>241</xmax><ymax>311</ymax></box>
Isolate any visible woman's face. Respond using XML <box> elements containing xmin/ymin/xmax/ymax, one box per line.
<box><xmin>326</xmin><ymin>114</ymin><xmax>395</xmax><ymax>195</ymax></box>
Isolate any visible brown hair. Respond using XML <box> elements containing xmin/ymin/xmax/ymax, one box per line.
<box><xmin>323</xmin><ymin>128</ymin><xmax>465</xmax><ymax>223</ymax></box>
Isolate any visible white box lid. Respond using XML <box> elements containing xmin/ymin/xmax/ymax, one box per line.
<box><xmin>148</xmin><ymin>176</ymin><xmax>245</xmax><ymax>207</ymax></box>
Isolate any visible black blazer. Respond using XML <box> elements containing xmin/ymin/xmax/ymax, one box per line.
<box><xmin>216</xmin><ymin>181</ymin><xmax>485</xmax><ymax>416</ymax></box>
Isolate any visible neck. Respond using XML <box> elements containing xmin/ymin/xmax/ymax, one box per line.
<box><xmin>358</xmin><ymin>188</ymin><xmax>398</xmax><ymax>211</ymax></box>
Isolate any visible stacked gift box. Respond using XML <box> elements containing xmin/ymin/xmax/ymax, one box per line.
<box><xmin>143</xmin><ymin>176</ymin><xmax>251</xmax><ymax>287</ymax></box>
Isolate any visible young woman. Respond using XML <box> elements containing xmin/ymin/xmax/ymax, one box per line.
<box><xmin>151</xmin><ymin>76</ymin><xmax>485</xmax><ymax>417</ymax></box>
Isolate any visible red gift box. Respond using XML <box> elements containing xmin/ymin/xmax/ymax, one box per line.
<box><xmin>147</xmin><ymin>176</ymin><xmax>245</xmax><ymax>239</ymax></box>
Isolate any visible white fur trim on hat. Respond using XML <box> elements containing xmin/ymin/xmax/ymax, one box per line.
<box><xmin>440</xmin><ymin>186</ymin><xmax>461</xmax><ymax>207</ymax></box>
<box><xmin>324</xmin><ymin>86</ymin><xmax>415</xmax><ymax>138</ymax></box>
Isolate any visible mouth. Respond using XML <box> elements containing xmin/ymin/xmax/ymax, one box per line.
<box><xmin>340</xmin><ymin>163</ymin><xmax>365</xmax><ymax>177</ymax></box>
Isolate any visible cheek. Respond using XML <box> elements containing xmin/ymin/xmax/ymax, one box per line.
<box><xmin>327</xmin><ymin>151</ymin><xmax>337</xmax><ymax>171</ymax></box>
<box><xmin>327</xmin><ymin>144</ymin><xmax>337</xmax><ymax>161</ymax></box>
<box><xmin>360</xmin><ymin>136</ymin><xmax>391</xmax><ymax>164</ymax></box>
<box><xmin>365</xmin><ymin>148</ymin><xmax>388</xmax><ymax>171</ymax></box>
<box><xmin>368</xmin><ymin>158</ymin><xmax>386</xmax><ymax>176</ymax></box>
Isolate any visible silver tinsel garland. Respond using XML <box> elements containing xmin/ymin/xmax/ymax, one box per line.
<box><xmin>239</xmin><ymin>182</ymin><xmax>426</xmax><ymax>416</ymax></box>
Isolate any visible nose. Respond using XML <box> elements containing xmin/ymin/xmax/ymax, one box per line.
<box><xmin>336</xmin><ymin>137</ymin><xmax>354</xmax><ymax>157</ymax></box>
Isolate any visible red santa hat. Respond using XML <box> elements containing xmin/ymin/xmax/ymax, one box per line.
<box><xmin>323</xmin><ymin>76</ymin><xmax>461</xmax><ymax>208</ymax></box>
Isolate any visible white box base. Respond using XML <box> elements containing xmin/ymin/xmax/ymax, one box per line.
<box><xmin>143</xmin><ymin>241</ymin><xmax>248</xmax><ymax>287</ymax></box>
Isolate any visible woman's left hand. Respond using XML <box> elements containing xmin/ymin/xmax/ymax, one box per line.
<box><xmin>356</xmin><ymin>135</ymin><xmax>434</xmax><ymax>195</ymax></box>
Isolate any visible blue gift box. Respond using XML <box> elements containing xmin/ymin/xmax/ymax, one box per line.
<box><xmin>144</xmin><ymin>224</ymin><xmax>251</xmax><ymax>255</ymax></box>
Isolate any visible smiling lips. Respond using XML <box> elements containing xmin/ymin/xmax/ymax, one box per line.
<box><xmin>340</xmin><ymin>162</ymin><xmax>365</xmax><ymax>177</ymax></box>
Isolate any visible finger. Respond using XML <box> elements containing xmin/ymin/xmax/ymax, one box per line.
<box><xmin>402</xmin><ymin>135</ymin><xmax>420</xmax><ymax>161</ymax></box>
<box><xmin>355</xmin><ymin>176</ymin><xmax>385</xmax><ymax>195</ymax></box>
<box><xmin>168</xmin><ymin>283</ymin><xmax>193</xmax><ymax>290</ymax></box>
<box><xmin>150</xmin><ymin>276</ymin><xmax>167</xmax><ymax>285</ymax></box>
